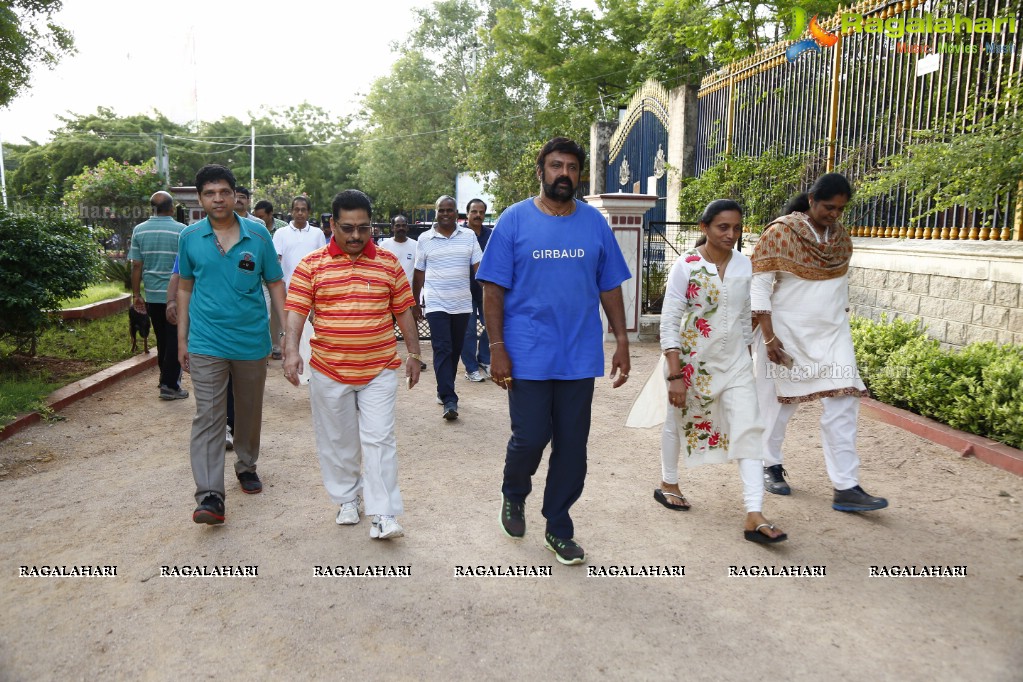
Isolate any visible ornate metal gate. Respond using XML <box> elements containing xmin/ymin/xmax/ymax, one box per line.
<box><xmin>605</xmin><ymin>81</ymin><xmax>670</xmax><ymax>225</ymax></box>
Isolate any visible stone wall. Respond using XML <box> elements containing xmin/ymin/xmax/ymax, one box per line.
<box><xmin>848</xmin><ymin>239</ymin><xmax>1023</xmax><ymax>347</ymax></box>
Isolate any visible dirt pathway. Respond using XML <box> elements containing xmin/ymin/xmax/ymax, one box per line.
<box><xmin>1</xmin><ymin>343</ymin><xmax>1020</xmax><ymax>680</ymax></box>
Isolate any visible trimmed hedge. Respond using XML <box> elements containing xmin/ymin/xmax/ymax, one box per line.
<box><xmin>850</xmin><ymin>315</ymin><xmax>1023</xmax><ymax>449</ymax></box>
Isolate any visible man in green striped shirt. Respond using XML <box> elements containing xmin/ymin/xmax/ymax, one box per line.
<box><xmin>129</xmin><ymin>191</ymin><xmax>188</xmax><ymax>399</ymax></box>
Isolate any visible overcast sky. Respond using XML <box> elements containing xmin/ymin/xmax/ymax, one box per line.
<box><xmin>0</xmin><ymin>0</ymin><xmax>434</xmax><ymax>144</ymax></box>
<box><xmin>0</xmin><ymin>0</ymin><xmax>600</xmax><ymax>147</ymax></box>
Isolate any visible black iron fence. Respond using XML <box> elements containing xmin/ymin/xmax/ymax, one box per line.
<box><xmin>643</xmin><ymin>221</ymin><xmax>700</xmax><ymax>313</ymax></box>
<box><xmin>642</xmin><ymin>221</ymin><xmax>748</xmax><ymax>313</ymax></box>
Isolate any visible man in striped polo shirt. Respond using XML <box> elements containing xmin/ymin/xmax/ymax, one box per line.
<box><xmin>129</xmin><ymin>191</ymin><xmax>188</xmax><ymax>400</ymax></box>
<box><xmin>412</xmin><ymin>195</ymin><xmax>483</xmax><ymax>420</ymax></box>
<box><xmin>283</xmin><ymin>189</ymin><xmax>422</xmax><ymax>540</ymax></box>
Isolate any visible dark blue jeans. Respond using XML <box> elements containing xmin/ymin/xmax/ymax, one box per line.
<box><xmin>460</xmin><ymin>293</ymin><xmax>490</xmax><ymax>373</ymax></box>
<box><xmin>502</xmin><ymin>378</ymin><xmax>595</xmax><ymax>539</ymax></box>
<box><xmin>426</xmin><ymin>311</ymin><xmax>469</xmax><ymax>405</ymax></box>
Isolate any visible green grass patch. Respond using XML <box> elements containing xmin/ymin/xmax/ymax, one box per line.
<box><xmin>0</xmin><ymin>373</ymin><xmax>62</xmax><ymax>424</ymax></box>
<box><xmin>0</xmin><ymin>312</ymin><xmax>139</xmax><ymax>424</ymax></box>
<box><xmin>60</xmin><ymin>282</ymin><xmax>130</xmax><ymax>308</ymax></box>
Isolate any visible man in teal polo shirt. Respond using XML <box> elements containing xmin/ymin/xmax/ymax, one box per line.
<box><xmin>177</xmin><ymin>164</ymin><xmax>287</xmax><ymax>525</ymax></box>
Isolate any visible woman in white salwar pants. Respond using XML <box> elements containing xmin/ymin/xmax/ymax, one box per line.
<box><xmin>751</xmin><ymin>173</ymin><xmax>887</xmax><ymax>513</ymax></box>
<box><xmin>628</xmin><ymin>200</ymin><xmax>786</xmax><ymax>544</ymax></box>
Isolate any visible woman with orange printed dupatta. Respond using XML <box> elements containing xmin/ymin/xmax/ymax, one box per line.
<box><xmin>752</xmin><ymin>173</ymin><xmax>888</xmax><ymax>513</ymax></box>
<box><xmin>628</xmin><ymin>200</ymin><xmax>786</xmax><ymax>544</ymax></box>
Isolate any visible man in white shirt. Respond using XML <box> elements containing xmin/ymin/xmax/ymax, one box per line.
<box><xmin>379</xmin><ymin>215</ymin><xmax>417</xmax><ymax>288</ymax></box>
<box><xmin>412</xmin><ymin>196</ymin><xmax>482</xmax><ymax>421</ymax></box>
<box><xmin>273</xmin><ymin>196</ymin><xmax>327</xmax><ymax>287</ymax></box>
<box><xmin>380</xmin><ymin>214</ymin><xmax>426</xmax><ymax>371</ymax></box>
<box><xmin>272</xmin><ymin>195</ymin><xmax>327</xmax><ymax>385</ymax></box>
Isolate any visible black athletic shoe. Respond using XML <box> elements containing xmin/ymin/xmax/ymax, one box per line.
<box><xmin>443</xmin><ymin>402</ymin><xmax>459</xmax><ymax>420</ymax></box>
<box><xmin>192</xmin><ymin>494</ymin><xmax>225</xmax><ymax>525</ymax></box>
<box><xmin>544</xmin><ymin>531</ymin><xmax>585</xmax><ymax>565</ymax></box>
<box><xmin>500</xmin><ymin>496</ymin><xmax>525</xmax><ymax>539</ymax></box>
<box><xmin>237</xmin><ymin>471</ymin><xmax>263</xmax><ymax>494</ymax></box>
<box><xmin>833</xmin><ymin>485</ymin><xmax>888</xmax><ymax>512</ymax></box>
<box><xmin>764</xmin><ymin>464</ymin><xmax>791</xmax><ymax>495</ymax></box>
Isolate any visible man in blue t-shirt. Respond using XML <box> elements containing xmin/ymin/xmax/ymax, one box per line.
<box><xmin>476</xmin><ymin>137</ymin><xmax>632</xmax><ymax>566</ymax></box>
<box><xmin>460</xmin><ymin>198</ymin><xmax>493</xmax><ymax>382</ymax></box>
<box><xmin>176</xmin><ymin>164</ymin><xmax>286</xmax><ymax>526</ymax></box>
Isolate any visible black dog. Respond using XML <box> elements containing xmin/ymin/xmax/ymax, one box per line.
<box><xmin>129</xmin><ymin>307</ymin><xmax>151</xmax><ymax>354</ymax></box>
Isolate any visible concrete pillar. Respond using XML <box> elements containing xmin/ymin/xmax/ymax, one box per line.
<box><xmin>666</xmin><ymin>83</ymin><xmax>699</xmax><ymax>223</ymax></box>
<box><xmin>589</xmin><ymin>120</ymin><xmax>618</xmax><ymax>197</ymax></box>
<box><xmin>585</xmin><ymin>192</ymin><xmax>659</xmax><ymax>342</ymax></box>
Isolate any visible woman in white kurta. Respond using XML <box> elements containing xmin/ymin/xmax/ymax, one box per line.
<box><xmin>752</xmin><ymin>173</ymin><xmax>887</xmax><ymax>512</ymax></box>
<box><xmin>628</xmin><ymin>200</ymin><xmax>786</xmax><ymax>543</ymax></box>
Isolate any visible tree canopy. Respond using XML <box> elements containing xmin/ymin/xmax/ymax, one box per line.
<box><xmin>2</xmin><ymin>0</ymin><xmax>853</xmax><ymax>217</ymax></box>
<box><xmin>357</xmin><ymin>0</ymin><xmax>844</xmax><ymax>211</ymax></box>
<box><xmin>63</xmin><ymin>158</ymin><xmax>166</xmax><ymax>249</ymax></box>
<box><xmin>4</xmin><ymin>104</ymin><xmax>359</xmax><ymax>212</ymax></box>
<box><xmin>0</xmin><ymin>0</ymin><xmax>74</xmax><ymax>108</ymax></box>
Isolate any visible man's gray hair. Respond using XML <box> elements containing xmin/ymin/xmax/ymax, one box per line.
<box><xmin>435</xmin><ymin>195</ymin><xmax>456</xmax><ymax>210</ymax></box>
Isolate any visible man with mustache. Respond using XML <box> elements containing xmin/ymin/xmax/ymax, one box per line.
<box><xmin>379</xmin><ymin>214</ymin><xmax>418</xmax><ymax>296</ymax></box>
<box><xmin>476</xmin><ymin>137</ymin><xmax>632</xmax><ymax>565</ymax></box>
<box><xmin>412</xmin><ymin>195</ymin><xmax>483</xmax><ymax>420</ymax></box>
<box><xmin>460</xmin><ymin>198</ymin><xmax>493</xmax><ymax>383</ymax></box>
<box><xmin>176</xmin><ymin>164</ymin><xmax>286</xmax><ymax>524</ymax></box>
<box><xmin>381</xmin><ymin>214</ymin><xmax>427</xmax><ymax>371</ymax></box>
<box><xmin>282</xmin><ymin>189</ymin><xmax>421</xmax><ymax>540</ymax></box>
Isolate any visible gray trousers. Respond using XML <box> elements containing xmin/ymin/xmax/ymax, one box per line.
<box><xmin>189</xmin><ymin>354</ymin><xmax>267</xmax><ymax>504</ymax></box>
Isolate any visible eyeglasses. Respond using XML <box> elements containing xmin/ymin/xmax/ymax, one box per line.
<box><xmin>337</xmin><ymin>224</ymin><xmax>372</xmax><ymax>234</ymax></box>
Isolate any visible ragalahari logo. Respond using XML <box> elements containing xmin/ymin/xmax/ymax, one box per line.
<box><xmin>785</xmin><ymin>6</ymin><xmax>1019</xmax><ymax>62</ymax></box>
<box><xmin>786</xmin><ymin>7</ymin><xmax>840</xmax><ymax>62</ymax></box>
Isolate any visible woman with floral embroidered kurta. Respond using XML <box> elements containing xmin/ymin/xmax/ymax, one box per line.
<box><xmin>628</xmin><ymin>200</ymin><xmax>786</xmax><ymax>544</ymax></box>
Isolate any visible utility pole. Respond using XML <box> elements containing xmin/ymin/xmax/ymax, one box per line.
<box><xmin>250</xmin><ymin>126</ymin><xmax>255</xmax><ymax>189</ymax></box>
<box><xmin>155</xmin><ymin>133</ymin><xmax>170</xmax><ymax>184</ymax></box>
<box><xmin>0</xmin><ymin>131</ymin><xmax>7</xmax><ymax>208</ymax></box>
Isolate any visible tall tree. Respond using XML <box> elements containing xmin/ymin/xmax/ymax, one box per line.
<box><xmin>63</xmin><ymin>158</ymin><xmax>166</xmax><ymax>250</ymax></box>
<box><xmin>356</xmin><ymin>51</ymin><xmax>460</xmax><ymax>215</ymax></box>
<box><xmin>6</xmin><ymin>108</ymin><xmax>187</xmax><ymax>205</ymax></box>
<box><xmin>0</xmin><ymin>0</ymin><xmax>74</xmax><ymax>107</ymax></box>
<box><xmin>4</xmin><ymin>105</ymin><xmax>361</xmax><ymax>209</ymax></box>
<box><xmin>253</xmin><ymin>174</ymin><xmax>307</xmax><ymax>219</ymax></box>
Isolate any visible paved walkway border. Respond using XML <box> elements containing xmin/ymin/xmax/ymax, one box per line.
<box><xmin>0</xmin><ymin>354</ymin><xmax>157</xmax><ymax>442</ymax></box>
<box><xmin>59</xmin><ymin>293</ymin><xmax>131</xmax><ymax>320</ymax></box>
<box><xmin>860</xmin><ymin>397</ymin><xmax>1023</xmax><ymax>477</ymax></box>
<box><xmin>2</xmin><ymin>355</ymin><xmax>1020</xmax><ymax>478</ymax></box>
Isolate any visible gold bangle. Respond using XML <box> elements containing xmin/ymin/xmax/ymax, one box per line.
<box><xmin>407</xmin><ymin>353</ymin><xmax>422</xmax><ymax>361</ymax></box>
<box><xmin>763</xmin><ymin>335</ymin><xmax>776</xmax><ymax>345</ymax></box>
<box><xmin>489</xmin><ymin>341</ymin><xmax>505</xmax><ymax>348</ymax></box>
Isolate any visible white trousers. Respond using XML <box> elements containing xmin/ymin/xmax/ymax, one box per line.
<box><xmin>309</xmin><ymin>367</ymin><xmax>404</xmax><ymax>516</ymax></box>
<box><xmin>661</xmin><ymin>403</ymin><xmax>765</xmax><ymax>513</ymax></box>
<box><xmin>757</xmin><ymin>384</ymin><xmax>861</xmax><ymax>490</ymax></box>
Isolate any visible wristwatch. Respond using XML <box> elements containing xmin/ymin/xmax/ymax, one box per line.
<box><xmin>408</xmin><ymin>353</ymin><xmax>422</xmax><ymax>361</ymax></box>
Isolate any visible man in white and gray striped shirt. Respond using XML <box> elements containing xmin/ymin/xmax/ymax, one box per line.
<box><xmin>412</xmin><ymin>195</ymin><xmax>483</xmax><ymax>420</ymax></box>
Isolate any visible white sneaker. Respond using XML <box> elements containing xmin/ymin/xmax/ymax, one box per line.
<box><xmin>435</xmin><ymin>396</ymin><xmax>443</xmax><ymax>405</ymax></box>
<box><xmin>465</xmin><ymin>370</ymin><xmax>485</xmax><ymax>382</ymax></box>
<box><xmin>370</xmin><ymin>514</ymin><xmax>404</xmax><ymax>539</ymax></box>
<box><xmin>479</xmin><ymin>365</ymin><xmax>491</xmax><ymax>379</ymax></box>
<box><xmin>225</xmin><ymin>426</ymin><xmax>234</xmax><ymax>451</ymax></box>
<box><xmin>336</xmin><ymin>497</ymin><xmax>362</xmax><ymax>525</ymax></box>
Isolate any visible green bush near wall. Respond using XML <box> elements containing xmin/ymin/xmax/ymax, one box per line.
<box><xmin>851</xmin><ymin>316</ymin><xmax>1023</xmax><ymax>449</ymax></box>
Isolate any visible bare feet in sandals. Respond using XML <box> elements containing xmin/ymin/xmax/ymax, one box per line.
<box><xmin>653</xmin><ymin>482</ymin><xmax>691</xmax><ymax>511</ymax></box>
<box><xmin>743</xmin><ymin>512</ymin><xmax>787</xmax><ymax>544</ymax></box>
